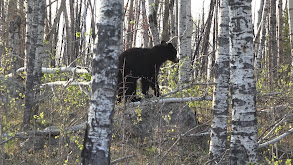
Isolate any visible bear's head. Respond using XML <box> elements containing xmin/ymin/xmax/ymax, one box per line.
<box><xmin>159</xmin><ymin>41</ymin><xmax>179</xmax><ymax>63</ymax></box>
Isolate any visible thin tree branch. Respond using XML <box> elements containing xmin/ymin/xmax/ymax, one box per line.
<box><xmin>111</xmin><ymin>154</ymin><xmax>137</xmax><ymax>164</ymax></box>
<box><xmin>258</xmin><ymin>128</ymin><xmax>293</xmax><ymax>148</ymax></box>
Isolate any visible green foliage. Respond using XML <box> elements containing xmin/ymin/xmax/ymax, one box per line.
<box><xmin>159</xmin><ymin>61</ymin><xmax>179</xmax><ymax>93</ymax></box>
<box><xmin>134</xmin><ymin>107</ymin><xmax>143</xmax><ymax>124</ymax></box>
<box><xmin>257</xmin><ymin>62</ymin><xmax>293</xmax><ymax>164</ymax></box>
<box><xmin>0</xmin><ymin>68</ymin><xmax>89</xmax><ymax>164</ymax></box>
<box><xmin>76</xmin><ymin>32</ymin><xmax>81</xmax><ymax>38</ymax></box>
<box><xmin>0</xmin><ymin>47</ymin><xmax>12</xmax><ymax>74</ymax></box>
<box><xmin>265</xmin><ymin>156</ymin><xmax>292</xmax><ymax>165</ymax></box>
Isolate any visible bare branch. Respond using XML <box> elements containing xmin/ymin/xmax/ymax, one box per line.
<box><xmin>1</xmin><ymin>122</ymin><xmax>86</xmax><ymax>140</ymax></box>
<box><xmin>16</xmin><ymin>66</ymin><xmax>89</xmax><ymax>74</ymax></box>
<box><xmin>258</xmin><ymin>128</ymin><xmax>293</xmax><ymax>148</ymax></box>
<box><xmin>41</xmin><ymin>81</ymin><xmax>90</xmax><ymax>88</ymax></box>
<box><xmin>111</xmin><ymin>154</ymin><xmax>137</xmax><ymax>164</ymax></box>
<box><xmin>117</xmin><ymin>96</ymin><xmax>212</xmax><ymax>108</ymax></box>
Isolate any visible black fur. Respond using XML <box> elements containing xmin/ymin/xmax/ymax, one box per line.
<box><xmin>117</xmin><ymin>41</ymin><xmax>178</xmax><ymax>102</ymax></box>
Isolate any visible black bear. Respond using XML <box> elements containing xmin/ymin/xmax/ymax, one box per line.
<box><xmin>117</xmin><ymin>41</ymin><xmax>179</xmax><ymax>102</ymax></box>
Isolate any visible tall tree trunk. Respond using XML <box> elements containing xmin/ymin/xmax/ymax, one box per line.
<box><xmin>256</xmin><ymin>0</ymin><xmax>269</xmax><ymax>70</ymax></box>
<box><xmin>289</xmin><ymin>0</ymin><xmax>293</xmax><ymax>79</ymax></box>
<box><xmin>141</xmin><ymin>0</ymin><xmax>150</xmax><ymax>47</ymax></box>
<box><xmin>200</xmin><ymin>0</ymin><xmax>215</xmax><ymax>78</ymax></box>
<box><xmin>207</xmin><ymin>0</ymin><xmax>218</xmax><ymax>80</ymax></box>
<box><xmin>132</xmin><ymin>0</ymin><xmax>140</xmax><ymax>48</ymax></box>
<box><xmin>62</xmin><ymin>0</ymin><xmax>74</xmax><ymax>66</ymax></box>
<box><xmin>209</xmin><ymin>0</ymin><xmax>229</xmax><ymax>163</ymax></box>
<box><xmin>161</xmin><ymin>0</ymin><xmax>170</xmax><ymax>41</ymax></box>
<box><xmin>23</xmin><ymin>0</ymin><xmax>44</xmax><ymax>129</ymax></box>
<box><xmin>33</xmin><ymin>0</ymin><xmax>45</xmax><ymax>116</ymax></box>
<box><xmin>9</xmin><ymin>15</ymin><xmax>22</xmax><ymax>76</ymax></box>
<box><xmin>23</xmin><ymin>0</ymin><xmax>36</xmax><ymax>129</ymax></box>
<box><xmin>81</xmin><ymin>1</ymin><xmax>122</xmax><ymax>164</ymax></box>
<box><xmin>278</xmin><ymin>0</ymin><xmax>283</xmax><ymax>66</ymax></box>
<box><xmin>69</xmin><ymin>0</ymin><xmax>76</xmax><ymax>65</ymax></box>
<box><xmin>269</xmin><ymin>0</ymin><xmax>278</xmax><ymax>85</ymax></box>
<box><xmin>147</xmin><ymin>0</ymin><xmax>159</xmax><ymax>45</ymax></box>
<box><xmin>254</xmin><ymin>0</ymin><xmax>264</xmax><ymax>60</ymax></box>
<box><xmin>126</xmin><ymin>0</ymin><xmax>134</xmax><ymax>49</ymax></box>
<box><xmin>178</xmin><ymin>0</ymin><xmax>192</xmax><ymax>83</ymax></box>
<box><xmin>170</xmin><ymin>0</ymin><xmax>177</xmax><ymax>46</ymax></box>
<box><xmin>45</xmin><ymin>0</ymin><xmax>64</xmax><ymax>67</ymax></box>
<box><xmin>228</xmin><ymin>0</ymin><xmax>258</xmax><ymax>164</ymax></box>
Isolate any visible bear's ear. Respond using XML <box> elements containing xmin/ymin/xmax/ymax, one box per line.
<box><xmin>161</xmin><ymin>40</ymin><xmax>167</xmax><ymax>45</ymax></box>
<box><xmin>167</xmin><ymin>43</ymin><xmax>173</xmax><ymax>46</ymax></box>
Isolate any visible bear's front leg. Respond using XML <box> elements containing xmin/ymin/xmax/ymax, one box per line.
<box><xmin>150</xmin><ymin>76</ymin><xmax>160</xmax><ymax>97</ymax></box>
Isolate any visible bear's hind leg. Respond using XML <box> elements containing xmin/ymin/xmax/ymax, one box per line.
<box><xmin>125</xmin><ymin>77</ymin><xmax>141</xmax><ymax>102</ymax></box>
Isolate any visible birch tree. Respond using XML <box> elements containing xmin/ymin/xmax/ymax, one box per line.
<box><xmin>148</xmin><ymin>0</ymin><xmax>159</xmax><ymax>45</ymax></box>
<box><xmin>198</xmin><ymin>0</ymin><xmax>215</xmax><ymax>78</ymax></box>
<box><xmin>255</xmin><ymin>0</ymin><xmax>268</xmax><ymax>70</ymax></box>
<box><xmin>269</xmin><ymin>0</ymin><xmax>278</xmax><ymax>84</ymax></box>
<box><xmin>288</xmin><ymin>0</ymin><xmax>293</xmax><ymax>79</ymax></box>
<box><xmin>125</xmin><ymin>0</ymin><xmax>134</xmax><ymax>49</ymax></box>
<box><xmin>161</xmin><ymin>0</ymin><xmax>170</xmax><ymax>41</ymax></box>
<box><xmin>278</xmin><ymin>0</ymin><xmax>283</xmax><ymax>66</ymax></box>
<box><xmin>141</xmin><ymin>0</ymin><xmax>150</xmax><ymax>47</ymax></box>
<box><xmin>170</xmin><ymin>0</ymin><xmax>178</xmax><ymax>46</ymax></box>
<box><xmin>229</xmin><ymin>0</ymin><xmax>258</xmax><ymax>164</ymax></box>
<box><xmin>209</xmin><ymin>0</ymin><xmax>229</xmax><ymax>163</ymax></box>
<box><xmin>23</xmin><ymin>0</ymin><xmax>45</xmax><ymax>129</ymax></box>
<box><xmin>178</xmin><ymin>0</ymin><xmax>192</xmax><ymax>83</ymax></box>
<box><xmin>8</xmin><ymin>15</ymin><xmax>21</xmax><ymax>76</ymax></box>
<box><xmin>81</xmin><ymin>1</ymin><xmax>122</xmax><ymax>164</ymax></box>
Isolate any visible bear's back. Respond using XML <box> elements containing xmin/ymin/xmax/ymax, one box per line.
<box><xmin>119</xmin><ymin>48</ymin><xmax>159</xmax><ymax>77</ymax></box>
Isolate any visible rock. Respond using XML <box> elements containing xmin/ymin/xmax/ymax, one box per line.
<box><xmin>0</xmin><ymin>75</ymin><xmax>24</xmax><ymax>103</ymax></box>
<box><xmin>115</xmin><ymin>102</ymin><xmax>198</xmax><ymax>140</ymax></box>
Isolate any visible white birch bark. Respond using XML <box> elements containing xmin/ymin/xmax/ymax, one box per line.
<box><xmin>229</xmin><ymin>0</ymin><xmax>258</xmax><ymax>164</ymax></box>
<box><xmin>178</xmin><ymin>0</ymin><xmax>192</xmax><ymax>83</ymax></box>
<box><xmin>81</xmin><ymin>0</ymin><xmax>122</xmax><ymax>164</ymax></box>
<box><xmin>33</xmin><ymin>0</ymin><xmax>45</xmax><ymax>117</ymax></box>
<box><xmin>23</xmin><ymin>0</ymin><xmax>40</xmax><ymax>129</ymax></box>
<box><xmin>255</xmin><ymin>0</ymin><xmax>268</xmax><ymax>70</ymax></box>
<box><xmin>24</xmin><ymin>0</ymin><xmax>34</xmax><ymax>68</ymax></box>
<box><xmin>288</xmin><ymin>0</ymin><xmax>293</xmax><ymax>79</ymax></box>
<box><xmin>209</xmin><ymin>0</ymin><xmax>229</xmax><ymax>163</ymax></box>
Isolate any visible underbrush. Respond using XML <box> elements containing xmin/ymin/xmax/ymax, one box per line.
<box><xmin>0</xmin><ymin>66</ymin><xmax>293</xmax><ymax>164</ymax></box>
